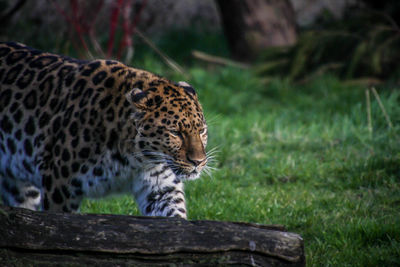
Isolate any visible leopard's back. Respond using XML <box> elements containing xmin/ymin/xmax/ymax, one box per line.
<box><xmin>0</xmin><ymin>42</ymin><xmax>138</xmax><ymax>211</ymax></box>
<box><xmin>0</xmin><ymin>43</ymin><xmax>81</xmax><ymax>203</ymax></box>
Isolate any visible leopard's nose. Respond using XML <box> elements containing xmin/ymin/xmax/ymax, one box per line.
<box><xmin>187</xmin><ymin>157</ymin><xmax>207</xmax><ymax>167</ymax></box>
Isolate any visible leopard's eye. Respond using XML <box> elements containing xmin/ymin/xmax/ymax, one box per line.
<box><xmin>170</xmin><ymin>130</ymin><xmax>183</xmax><ymax>139</ymax></box>
<box><xmin>199</xmin><ymin>128</ymin><xmax>207</xmax><ymax>135</ymax></box>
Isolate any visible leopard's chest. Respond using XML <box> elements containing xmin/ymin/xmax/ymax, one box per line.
<box><xmin>0</xmin><ymin>130</ymin><xmax>42</xmax><ymax>186</ymax></box>
<box><xmin>73</xmin><ymin>150</ymin><xmax>141</xmax><ymax>198</ymax></box>
<box><xmin>74</xmin><ymin>152</ymin><xmax>174</xmax><ymax>200</ymax></box>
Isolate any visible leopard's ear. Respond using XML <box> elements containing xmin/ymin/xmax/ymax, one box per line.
<box><xmin>178</xmin><ymin>81</ymin><xmax>197</xmax><ymax>97</ymax></box>
<box><xmin>126</xmin><ymin>88</ymin><xmax>149</xmax><ymax>110</ymax></box>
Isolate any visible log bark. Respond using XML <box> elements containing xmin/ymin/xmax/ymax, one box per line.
<box><xmin>0</xmin><ymin>205</ymin><xmax>305</xmax><ymax>266</ymax></box>
<box><xmin>216</xmin><ymin>0</ymin><xmax>297</xmax><ymax>62</ymax></box>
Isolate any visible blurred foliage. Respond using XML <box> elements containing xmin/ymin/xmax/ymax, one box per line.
<box><xmin>361</xmin><ymin>0</ymin><xmax>400</xmax><ymax>25</ymax></box>
<box><xmin>256</xmin><ymin>6</ymin><xmax>400</xmax><ymax>84</ymax></box>
<box><xmin>0</xmin><ymin>0</ymin><xmax>26</xmax><ymax>25</ymax></box>
<box><xmin>0</xmin><ymin>0</ymin><xmax>9</xmax><ymax>13</ymax></box>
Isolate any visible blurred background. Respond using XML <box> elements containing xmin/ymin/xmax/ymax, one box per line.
<box><xmin>1</xmin><ymin>0</ymin><xmax>399</xmax><ymax>83</ymax></box>
<box><xmin>1</xmin><ymin>1</ymin><xmax>399</xmax><ymax>266</ymax></box>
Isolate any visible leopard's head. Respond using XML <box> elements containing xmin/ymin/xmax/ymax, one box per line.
<box><xmin>125</xmin><ymin>80</ymin><xmax>208</xmax><ymax>180</ymax></box>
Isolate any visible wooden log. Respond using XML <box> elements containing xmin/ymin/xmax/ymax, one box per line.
<box><xmin>0</xmin><ymin>206</ymin><xmax>305</xmax><ymax>266</ymax></box>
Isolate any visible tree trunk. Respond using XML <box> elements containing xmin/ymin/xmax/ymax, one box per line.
<box><xmin>0</xmin><ymin>205</ymin><xmax>305</xmax><ymax>266</ymax></box>
<box><xmin>216</xmin><ymin>0</ymin><xmax>297</xmax><ymax>61</ymax></box>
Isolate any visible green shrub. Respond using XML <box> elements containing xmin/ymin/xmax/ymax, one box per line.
<box><xmin>257</xmin><ymin>8</ymin><xmax>400</xmax><ymax>83</ymax></box>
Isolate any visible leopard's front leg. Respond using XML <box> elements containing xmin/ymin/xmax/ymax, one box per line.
<box><xmin>132</xmin><ymin>164</ymin><xmax>187</xmax><ymax>218</ymax></box>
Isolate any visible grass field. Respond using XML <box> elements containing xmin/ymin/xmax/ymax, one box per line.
<box><xmin>10</xmin><ymin>28</ymin><xmax>397</xmax><ymax>266</ymax></box>
<box><xmin>81</xmin><ymin>48</ymin><xmax>400</xmax><ymax>266</ymax></box>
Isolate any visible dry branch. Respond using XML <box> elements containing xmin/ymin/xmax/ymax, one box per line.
<box><xmin>136</xmin><ymin>30</ymin><xmax>189</xmax><ymax>78</ymax></box>
<box><xmin>192</xmin><ymin>50</ymin><xmax>250</xmax><ymax>69</ymax></box>
<box><xmin>371</xmin><ymin>87</ymin><xmax>393</xmax><ymax>129</ymax></box>
<box><xmin>366</xmin><ymin>89</ymin><xmax>373</xmax><ymax>138</ymax></box>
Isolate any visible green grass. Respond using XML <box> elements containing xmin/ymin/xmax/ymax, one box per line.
<box><xmin>82</xmin><ymin>63</ymin><xmax>400</xmax><ymax>266</ymax></box>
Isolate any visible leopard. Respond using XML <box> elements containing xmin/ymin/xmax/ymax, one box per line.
<box><xmin>0</xmin><ymin>42</ymin><xmax>209</xmax><ymax>219</ymax></box>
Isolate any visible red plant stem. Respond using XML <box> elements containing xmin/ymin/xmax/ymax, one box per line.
<box><xmin>117</xmin><ymin>0</ymin><xmax>133</xmax><ymax>59</ymax></box>
<box><xmin>69</xmin><ymin>0</ymin><xmax>90</xmax><ymax>53</ymax></box>
<box><xmin>50</xmin><ymin>0</ymin><xmax>84</xmax><ymax>56</ymax></box>
<box><xmin>50</xmin><ymin>0</ymin><xmax>73</xmax><ymax>25</ymax></box>
<box><xmin>51</xmin><ymin>0</ymin><xmax>90</xmax><ymax>55</ymax></box>
<box><xmin>129</xmin><ymin>0</ymin><xmax>148</xmax><ymax>36</ymax></box>
<box><xmin>117</xmin><ymin>0</ymin><xmax>148</xmax><ymax>59</ymax></box>
<box><xmin>107</xmin><ymin>0</ymin><xmax>124</xmax><ymax>57</ymax></box>
<box><xmin>88</xmin><ymin>0</ymin><xmax>105</xmax><ymax>56</ymax></box>
<box><xmin>87</xmin><ymin>0</ymin><xmax>105</xmax><ymax>34</ymax></box>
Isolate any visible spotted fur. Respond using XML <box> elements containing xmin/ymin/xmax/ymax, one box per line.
<box><xmin>0</xmin><ymin>42</ymin><xmax>208</xmax><ymax>218</ymax></box>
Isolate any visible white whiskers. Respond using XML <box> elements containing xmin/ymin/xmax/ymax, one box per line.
<box><xmin>121</xmin><ymin>141</ymin><xmax>219</xmax><ymax>179</ymax></box>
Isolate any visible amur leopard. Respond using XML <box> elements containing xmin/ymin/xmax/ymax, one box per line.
<box><xmin>0</xmin><ymin>42</ymin><xmax>209</xmax><ymax>218</ymax></box>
